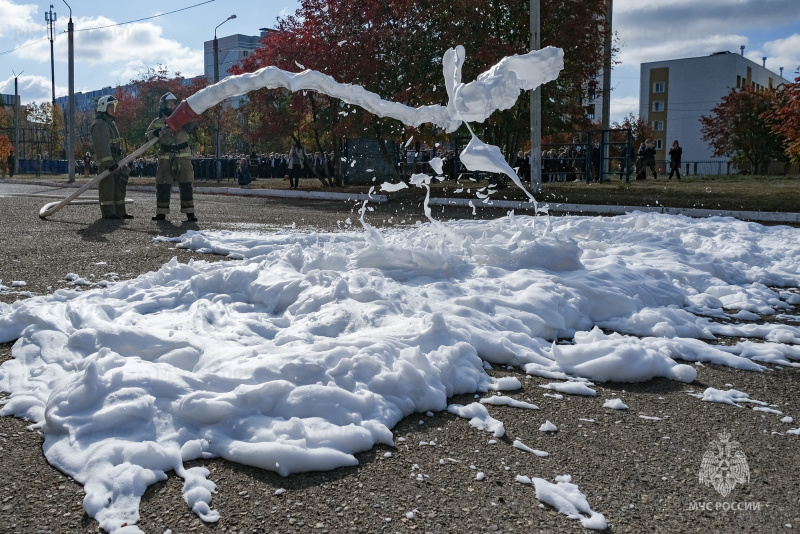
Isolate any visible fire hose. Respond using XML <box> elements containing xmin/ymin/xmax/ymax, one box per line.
<box><xmin>38</xmin><ymin>137</ymin><xmax>159</xmax><ymax>219</ymax></box>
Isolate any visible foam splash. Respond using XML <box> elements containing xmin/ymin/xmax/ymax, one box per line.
<box><xmin>168</xmin><ymin>44</ymin><xmax>563</xmax><ymax>206</ymax></box>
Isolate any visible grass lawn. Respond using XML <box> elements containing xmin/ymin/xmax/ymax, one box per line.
<box><xmin>432</xmin><ymin>174</ymin><xmax>800</xmax><ymax>213</ymax></box>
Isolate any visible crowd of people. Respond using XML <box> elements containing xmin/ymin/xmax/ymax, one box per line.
<box><xmin>71</xmin><ymin>136</ymin><xmax>685</xmax><ymax>191</ymax></box>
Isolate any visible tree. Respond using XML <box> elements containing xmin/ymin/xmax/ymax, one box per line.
<box><xmin>232</xmin><ymin>0</ymin><xmax>612</xmax><ymax>171</ymax></box>
<box><xmin>612</xmin><ymin>113</ymin><xmax>653</xmax><ymax>145</ymax></box>
<box><xmin>73</xmin><ymin>109</ymin><xmax>95</xmax><ymax>155</ymax></box>
<box><xmin>701</xmin><ymin>86</ymin><xmax>785</xmax><ymax>173</ymax></box>
<box><xmin>23</xmin><ymin>101</ymin><xmax>63</xmax><ymax>158</ymax></box>
<box><xmin>762</xmin><ymin>77</ymin><xmax>800</xmax><ymax>161</ymax></box>
<box><xmin>0</xmin><ymin>135</ymin><xmax>12</xmax><ymax>175</ymax></box>
<box><xmin>0</xmin><ymin>106</ymin><xmax>11</xmax><ymax>129</ymax></box>
<box><xmin>113</xmin><ymin>66</ymin><xmax>207</xmax><ymax>152</ymax></box>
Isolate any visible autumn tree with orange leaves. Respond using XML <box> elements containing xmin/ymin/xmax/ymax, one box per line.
<box><xmin>700</xmin><ymin>86</ymin><xmax>786</xmax><ymax>173</ymax></box>
<box><xmin>231</xmin><ymin>0</ymin><xmax>613</xmax><ymax>172</ymax></box>
<box><xmin>113</xmin><ymin>66</ymin><xmax>208</xmax><ymax>153</ymax></box>
<box><xmin>762</xmin><ymin>77</ymin><xmax>800</xmax><ymax>161</ymax></box>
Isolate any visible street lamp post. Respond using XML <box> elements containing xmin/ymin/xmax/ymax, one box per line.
<box><xmin>64</xmin><ymin>0</ymin><xmax>75</xmax><ymax>183</ymax></box>
<box><xmin>213</xmin><ymin>14</ymin><xmax>236</xmax><ymax>181</ymax></box>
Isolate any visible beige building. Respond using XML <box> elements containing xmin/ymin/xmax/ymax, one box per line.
<box><xmin>639</xmin><ymin>52</ymin><xmax>786</xmax><ymax>163</ymax></box>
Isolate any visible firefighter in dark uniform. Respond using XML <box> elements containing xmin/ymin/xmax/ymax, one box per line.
<box><xmin>146</xmin><ymin>92</ymin><xmax>197</xmax><ymax>222</ymax></box>
<box><xmin>90</xmin><ymin>95</ymin><xmax>131</xmax><ymax>219</ymax></box>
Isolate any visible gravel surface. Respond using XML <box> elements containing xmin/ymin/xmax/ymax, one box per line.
<box><xmin>0</xmin><ymin>183</ymin><xmax>798</xmax><ymax>534</ymax></box>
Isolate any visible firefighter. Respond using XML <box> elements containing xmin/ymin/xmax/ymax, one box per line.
<box><xmin>90</xmin><ymin>95</ymin><xmax>131</xmax><ymax>219</ymax></box>
<box><xmin>146</xmin><ymin>92</ymin><xmax>197</xmax><ymax>222</ymax></box>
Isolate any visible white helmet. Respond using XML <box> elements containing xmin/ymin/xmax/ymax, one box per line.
<box><xmin>159</xmin><ymin>92</ymin><xmax>179</xmax><ymax>116</ymax></box>
<box><xmin>96</xmin><ymin>95</ymin><xmax>118</xmax><ymax>113</ymax></box>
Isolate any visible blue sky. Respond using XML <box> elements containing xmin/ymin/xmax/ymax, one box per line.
<box><xmin>1</xmin><ymin>0</ymin><xmax>798</xmax><ymax>125</ymax></box>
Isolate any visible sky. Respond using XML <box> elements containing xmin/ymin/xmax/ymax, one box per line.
<box><xmin>1</xmin><ymin>0</ymin><xmax>799</xmax><ymax>124</ymax></box>
<box><xmin>1</xmin><ymin>209</ymin><xmax>799</xmax><ymax>533</ymax></box>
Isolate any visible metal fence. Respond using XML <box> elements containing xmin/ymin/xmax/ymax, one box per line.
<box><xmin>652</xmin><ymin>160</ymin><xmax>799</xmax><ymax>176</ymax></box>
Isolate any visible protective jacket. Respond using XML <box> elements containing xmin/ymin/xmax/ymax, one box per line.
<box><xmin>145</xmin><ymin>117</ymin><xmax>196</xmax><ymax>216</ymax></box>
<box><xmin>146</xmin><ymin>117</ymin><xmax>194</xmax><ymax>160</ymax></box>
<box><xmin>90</xmin><ymin>112</ymin><xmax>129</xmax><ymax>218</ymax></box>
<box><xmin>91</xmin><ymin>112</ymin><xmax>125</xmax><ymax>169</ymax></box>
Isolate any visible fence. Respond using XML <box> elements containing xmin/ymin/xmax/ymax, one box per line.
<box><xmin>655</xmin><ymin>160</ymin><xmax>800</xmax><ymax>176</ymax></box>
<box><xmin>345</xmin><ymin>139</ymin><xmax>400</xmax><ymax>185</ymax></box>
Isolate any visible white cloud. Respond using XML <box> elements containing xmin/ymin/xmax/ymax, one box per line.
<box><xmin>618</xmin><ymin>34</ymin><xmax>749</xmax><ymax>67</ymax></box>
<box><xmin>13</xmin><ymin>17</ymin><xmax>204</xmax><ymax>79</ymax></box>
<box><xmin>609</xmin><ymin>95</ymin><xmax>639</xmax><ymax>125</ymax></box>
<box><xmin>0</xmin><ymin>0</ymin><xmax>40</xmax><ymax>38</ymax></box>
<box><xmin>614</xmin><ymin>0</ymin><xmax>800</xmax><ymax>68</ymax></box>
<box><xmin>615</xmin><ymin>0</ymin><xmax>800</xmax><ymax>30</ymax></box>
<box><xmin>0</xmin><ymin>74</ymin><xmax>64</xmax><ymax>104</ymax></box>
<box><xmin>751</xmin><ymin>33</ymin><xmax>800</xmax><ymax>79</ymax></box>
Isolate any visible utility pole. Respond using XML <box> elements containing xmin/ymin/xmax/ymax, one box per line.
<box><xmin>529</xmin><ymin>0</ymin><xmax>541</xmax><ymax>193</ymax></box>
<box><xmin>45</xmin><ymin>4</ymin><xmax>57</xmax><ymax>106</ymax></box>
<box><xmin>602</xmin><ymin>0</ymin><xmax>612</xmax><ymax>131</ymax></box>
<box><xmin>601</xmin><ymin>0</ymin><xmax>613</xmax><ymax>182</ymax></box>
<box><xmin>213</xmin><ymin>14</ymin><xmax>236</xmax><ymax>181</ymax></box>
<box><xmin>12</xmin><ymin>70</ymin><xmax>23</xmax><ymax>176</ymax></box>
<box><xmin>64</xmin><ymin>0</ymin><xmax>75</xmax><ymax>183</ymax></box>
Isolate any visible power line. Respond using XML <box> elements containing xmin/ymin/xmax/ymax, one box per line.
<box><xmin>0</xmin><ymin>0</ymin><xmax>215</xmax><ymax>56</ymax></box>
<box><xmin>74</xmin><ymin>0</ymin><xmax>216</xmax><ymax>32</ymax></box>
<box><xmin>0</xmin><ymin>37</ymin><xmax>50</xmax><ymax>57</ymax></box>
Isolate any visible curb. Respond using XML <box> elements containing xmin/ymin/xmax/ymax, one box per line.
<box><xmin>427</xmin><ymin>197</ymin><xmax>800</xmax><ymax>224</ymax></box>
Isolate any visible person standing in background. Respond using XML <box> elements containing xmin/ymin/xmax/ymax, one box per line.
<box><xmin>668</xmin><ymin>140</ymin><xmax>682</xmax><ymax>180</ymax></box>
<box><xmin>636</xmin><ymin>139</ymin><xmax>657</xmax><ymax>180</ymax></box>
<box><xmin>287</xmin><ymin>143</ymin><xmax>305</xmax><ymax>189</ymax></box>
<box><xmin>237</xmin><ymin>156</ymin><xmax>252</xmax><ymax>188</ymax></box>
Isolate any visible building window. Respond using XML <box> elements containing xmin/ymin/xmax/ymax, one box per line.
<box><xmin>655</xmin><ymin>140</ymin><xmax>663</xmax><ymax>150</ymax></box>
<box><xmin>652</xmin><ymin>120</ymin><xmax>664</xmax><ymax>131</ymax></box>
<box><xmin>652</xmin><ymin>100</ymin><xmax>664</xmax><ymax>112</ymax></box>
<box><xmin>243</xmin><ymin>51</ymin><xmax>249</xmax><ymax>57</ymax></box>
<box><xmin>653</xmin><ymin>81</ymin><xmax>665</xmax><ymax>93</ymax></box>
<box><xmin>737</xmin><ymin>75</ymin><xmax>741</xmax><ymax>88</ymax></box>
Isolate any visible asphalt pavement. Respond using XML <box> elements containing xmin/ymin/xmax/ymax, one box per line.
<box><xmin>0</xmin><ymin>181</ymin><xmax>798</xmax><ymax>534</ymax></box>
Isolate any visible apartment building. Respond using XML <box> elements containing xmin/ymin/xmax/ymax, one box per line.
<box><xmin>639</xmin><ymin>52</ymin><xmax>786</xmax><ymax>162</ymax></box>
<box><xmin>203</xmin><ymin>28</ymin><xmax>277</xmax><ymax>83</ymax></box>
